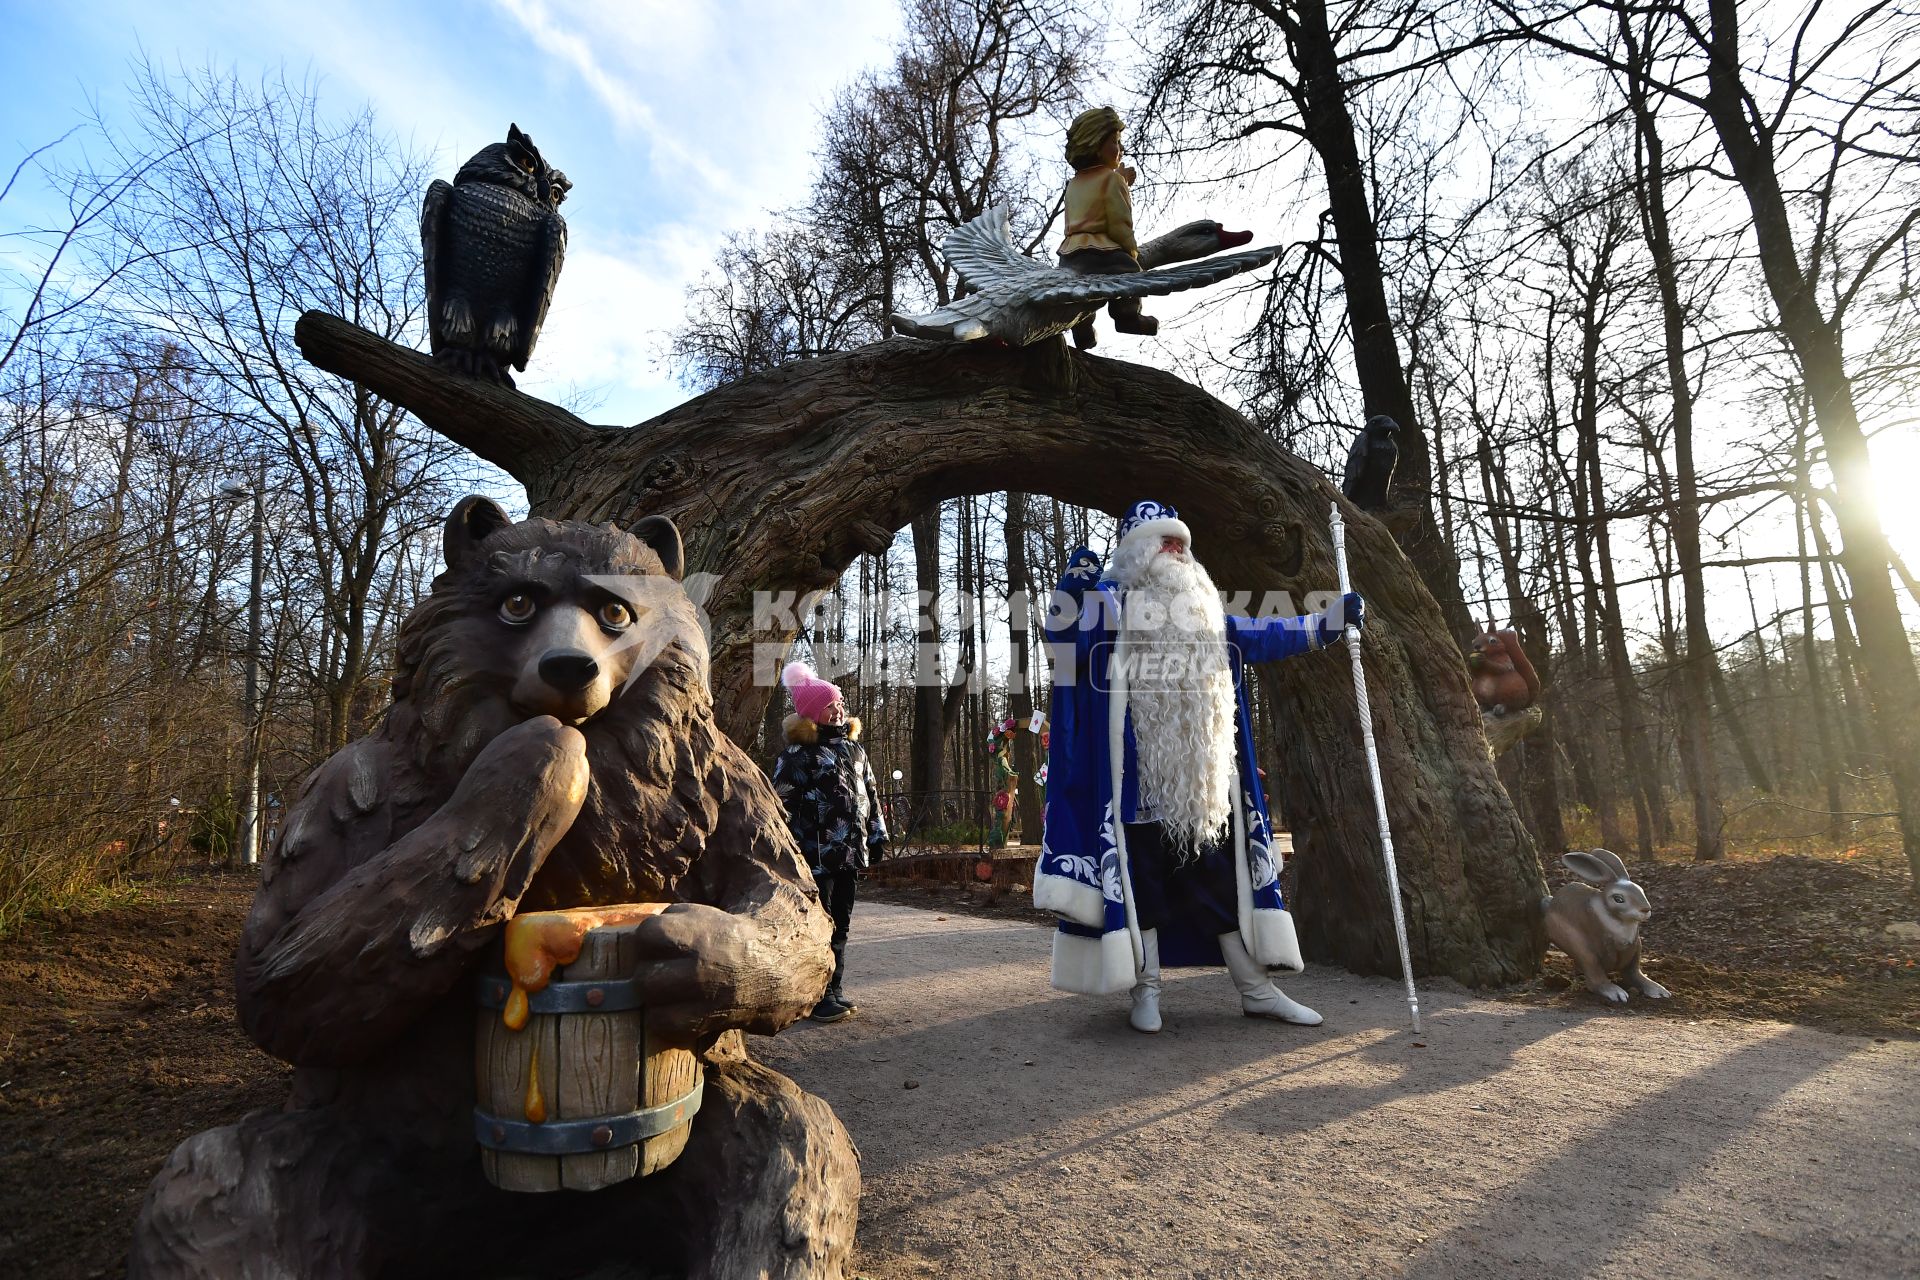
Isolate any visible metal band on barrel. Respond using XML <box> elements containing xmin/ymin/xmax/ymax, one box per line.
<box><xmin>475</xmin><ymin>973</ymin><xmax>645</xmax><ymax>1014</ymax></box>
<box><xmin>473</xmin><ymin>1077</ymin><xmax>705</xmax><ymax>1155</ymax></box>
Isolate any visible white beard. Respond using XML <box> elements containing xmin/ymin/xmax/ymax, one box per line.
<box><xmin>1111</xmin><ymin>541</ymin><xmax>1238</xmax><ymax>853</ymax></box>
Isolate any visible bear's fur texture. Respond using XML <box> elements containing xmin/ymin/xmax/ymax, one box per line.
<box><xmin>130</xmin><ymin>498</ymin><xmax>856</xmax><ymax>1280</ymax></box>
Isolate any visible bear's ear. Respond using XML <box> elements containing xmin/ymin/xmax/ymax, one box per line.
<box><xmin>444</xmin><ymin>496</ymin><xmax>513</xmax><ymax>568</ymax></box>
<box><xmin>629</xmin><ymin>515</ymin><xmax>684</xmax><ymax>581</ymax></box>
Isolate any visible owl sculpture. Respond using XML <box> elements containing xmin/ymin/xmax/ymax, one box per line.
<box><xmin>421</xmin><ymin>124</ymin><xmax>570</xmax><ymax>388</ymax></box>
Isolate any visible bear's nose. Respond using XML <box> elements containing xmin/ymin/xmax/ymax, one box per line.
<box><xmin>539</xmin><ymin>650</ymin><xmax>600</xmax><ymax>692</ymax></box>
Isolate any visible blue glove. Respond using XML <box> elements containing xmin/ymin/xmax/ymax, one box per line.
<box><xmin>1310</xmin><ymin>592</ymin><xmax>1365</xmax><ymax>648</ymax></box>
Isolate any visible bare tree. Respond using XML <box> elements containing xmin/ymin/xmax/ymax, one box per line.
<box><xmin>1139</xmin><ymin>0</ymin><xmax>1507</xmax><ymax>639</ymax></box>
<box><xmin>96</xmin><ymin>61</ymin><xmax>476</xmax><ymax>752</ymax></box>
<box><xmin>1504</xmin><ymin>0</ymin><xmax>1920</xmax><ymax>877</ymax></box>
<box><xmin>667</xmin><ymin>0</ymin><xmax>1094</xmax><ymax>827</ymax></box>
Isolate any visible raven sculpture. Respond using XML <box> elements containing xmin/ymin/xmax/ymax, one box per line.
<box><xmin>1341</xmin><ymin>415</ymin><xmax>1401</xmax><ymax>510</ymax></box>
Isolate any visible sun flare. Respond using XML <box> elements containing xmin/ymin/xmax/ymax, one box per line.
<box><xmin>1865</xmin><ymin>427</ymin><xmax>1920</xmax><ymax>567</ymax></box>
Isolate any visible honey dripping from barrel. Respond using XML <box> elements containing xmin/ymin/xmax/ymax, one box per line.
<box><xmin>523</xmin><ymin>1043</ymin><xmax>546</xmax><ymax>1123</ymax></box>
<box><xmin>499</xmin><ymin>903</ymin><xmax>672</xmax><ymax>1031</ymax></box>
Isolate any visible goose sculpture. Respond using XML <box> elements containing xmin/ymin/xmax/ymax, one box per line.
<box><xmin>891</xmin><ymin>206</ymin><xmax>1281</xmax><ymax>347</ymax></box>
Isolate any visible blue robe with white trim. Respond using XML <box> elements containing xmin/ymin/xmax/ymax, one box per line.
<box><xmin>1035</xmin><ymin>549</ymin><xmax>1326</xmax><ymax>994</ymax></box>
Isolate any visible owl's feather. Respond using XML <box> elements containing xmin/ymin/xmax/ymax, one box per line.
<box><xmin>421</xmin><ymin>179</ymin><xmax>455</xmax><ymax>356</ymax></box>
<box><xmin>512</xmin><ymin>214</ymin><xmax>567</xmax><ymax>372</ymax></box>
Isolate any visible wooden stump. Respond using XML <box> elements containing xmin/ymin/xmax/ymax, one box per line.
<box><xmin>475</xmin><ymin>920</ymin><xmax>703</xmax><ymax>1192</ymax></box>
<box><xmin>1483</xmin><ymin>705</ymin><xmax>1545</xmax><ymax>758</ymax></box>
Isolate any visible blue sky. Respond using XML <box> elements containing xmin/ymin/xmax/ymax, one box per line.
<box><xmin>4</xmin><ymin>0</ymin><xmax>907</xmax><ymax>424</ymax></box>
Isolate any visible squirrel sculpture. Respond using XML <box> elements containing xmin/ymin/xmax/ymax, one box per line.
<box><xmin>1468</xmin><ymin>627</ymin><xmax>1541</xmax><ymax>716</ymax></box>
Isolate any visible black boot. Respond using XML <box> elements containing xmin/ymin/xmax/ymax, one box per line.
<box><xmin>809</xmin><ymin>992</ymin><xmax>852</xmax><ymax>1023</ymax></box>
<box><xmin>828</xmin><ymin>941</ymin><xmax>855</xmax><ymax>1014</ymax></box>
<box><xmin>1109</xmin><ymin>306</ymin><xmax>1159</xmax><ymax>336</ymax></box>
<box><xmin>810</xmin><ymin>942</ymin><xmax>855</xmax><ymax>1022</ymax></box>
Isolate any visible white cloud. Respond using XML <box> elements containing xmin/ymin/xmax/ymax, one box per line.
<box><xmin>489</xmin><ymin>0</ymin><xmax>899</xmax><ymax>221</ymax></box>
<box><xmin>480</xmin><ymin>0</ymin><xmax>902</xmax><ymax>416</ymax></box>
<box><xmin>514</xmin><ymin>226</ymin><xmax>715</xmax><ymax>423</ymax></box>
<box><xmin>490</xmin><ymin>0</ymin><xmax>742</xmax><ymax>200</ymax></box>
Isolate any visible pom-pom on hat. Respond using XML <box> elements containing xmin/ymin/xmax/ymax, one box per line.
<box><xmin>782</xmin><ymin>660</ymin><xmax>843</xmax><ymax>723</ymax></box>
<box><xmin>1114</xmin><ymin>499</ymin><xmax>1192</xmax><ymax>559</ymax></box>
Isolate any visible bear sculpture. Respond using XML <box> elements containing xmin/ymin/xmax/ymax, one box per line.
<box><xmin>130</xmin><ymin>497</ymin><xmax>856</xmax><ymax>1279</ymax></box>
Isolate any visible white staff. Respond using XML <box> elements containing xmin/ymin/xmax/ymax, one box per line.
<box><xmin>1328</xmin><ymin>503</ymin><xmax>1421</xmax><ymax>1034</ymax></box>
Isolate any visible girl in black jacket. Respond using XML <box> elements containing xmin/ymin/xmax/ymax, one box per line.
<box><xmin>772</xmin><ymin>662</ymin><xmax>887</xmax><ymax>1021</ymax></box>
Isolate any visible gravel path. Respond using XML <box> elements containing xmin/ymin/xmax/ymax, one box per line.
<box><xmin>751</xmin><ymin>903</ymin><xmax>1919</xmax><ymax>1279</ymax></box>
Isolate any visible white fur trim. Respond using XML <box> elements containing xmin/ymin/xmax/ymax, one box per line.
<box><xmin>1051</xmin><ymin>928</ymin><xmax>1138</xmax><ymax>995</ymax></box>
<box><xmin>1249</xmin><ymin>908</ymin><xmax>1304</xmax><ymax>973</ymax></box>
<box><xmin>1034</xmin><ymin>865</ymin><xmax>1104</xmax><ymax>926</ymax></box>
<box><xmin>1117</xmin><ymin>517</ymin><xmax>1193</xmax><ymax>562</ymax></box>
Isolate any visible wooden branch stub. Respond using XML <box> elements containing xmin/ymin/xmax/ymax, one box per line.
<box><xmin>293</xmin><ymin>310</ymin><xmax>597</xmax><ymax>499</ymax></box>
<box><xmin>1483</xmin><ymin>704</ymin><xmax>1545</xmax><ymax>758</ymax></box>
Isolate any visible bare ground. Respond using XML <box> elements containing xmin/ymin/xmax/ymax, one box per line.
<box><xmin>763</xmin><ymin>903</ymin><xmax>1919</xmax><ymax>1279</ymax></box>
<box><xmin>0</xmin><ymin>865</ymin><xmax>1915</xmax><ymax>1278</ymax></box>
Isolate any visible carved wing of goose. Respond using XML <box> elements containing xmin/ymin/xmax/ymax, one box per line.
<box><xmin>892</xmin><ymin>204</ymin><xmax>1281</xmax><ymax>346</ymax></box>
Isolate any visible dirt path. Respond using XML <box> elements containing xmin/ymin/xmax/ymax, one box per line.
<box><xmin>2</xmin><ymin>878</ymin><xmax>1914</xmax><ymax>1277</ymax></box>
<box><xmin>753</xmin><ymin>903</ymin><xmax>1920</xmax><ymax>1279</ymax></box>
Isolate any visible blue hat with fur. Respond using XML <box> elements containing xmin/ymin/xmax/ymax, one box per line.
<box><xmin>1115</xmin><ymin>499</ymin><xmax>1192</xmax><ymax>554</ymax></box>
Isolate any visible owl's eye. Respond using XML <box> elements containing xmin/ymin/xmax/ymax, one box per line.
<box><xmin>598</xmin><ymin>600</ymin><xmax>634</xmax><ymax>631</ymax></box>
<box><xmin>500</xmin><ymin>593</ymin><xmax>537</xmax><ymax>624</ymax></box>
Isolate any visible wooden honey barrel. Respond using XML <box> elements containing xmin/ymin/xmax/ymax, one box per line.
<box><xmin>474</xmin><ymin>906</ymin><xmax>704</xmax><ymax>1193</ymax></box>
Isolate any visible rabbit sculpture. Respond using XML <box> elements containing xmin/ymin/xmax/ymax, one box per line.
<box><xmin>1542</xmin><ymin>848</ymin><xmax>1671</xmax><ymax>1004</ymax></box>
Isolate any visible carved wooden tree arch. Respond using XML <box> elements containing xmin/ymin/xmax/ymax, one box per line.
<box><xmin>297</xmin><ymin>313</ymin><xmax>1547</xmax><ymax>986</ymax></box>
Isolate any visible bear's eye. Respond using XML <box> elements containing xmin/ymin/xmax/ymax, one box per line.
<box><xmin>598</xmin><ymin>600</ymin><xmax>634</xmax><ymax>630</ymax></box>
<box><xmin>499</xmin><ymin>593</ymin><xmax>537</xmax><ymax>624</ymax></box>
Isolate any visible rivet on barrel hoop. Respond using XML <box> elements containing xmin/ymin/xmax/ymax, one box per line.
<box><xmin>491</xmin><ymin>1123</ymin><xmax>507</xmax><ymax>1144</ymax></box>
<box><xmin>592</xmin><ymin>1125</ymin><xmax>613</xmax><ymax>1148</ymax></box>
<box><xmin>585</xmin><ymin>987</ymin><xmax>604</xmax><ymax>1007</ymax></box>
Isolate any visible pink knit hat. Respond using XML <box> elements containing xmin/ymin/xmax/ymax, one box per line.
<box><xmin>782</xmin><ymin>660</ymin><xmax>843</xmax><ymax>723</ymax></box>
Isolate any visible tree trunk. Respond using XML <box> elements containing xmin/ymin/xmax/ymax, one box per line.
<box><xmin>1621</xmin><ymin>13</ymin><xmax>1721</xmax><ymax>858</ymax></box>
<box><xmin>295</xmin><ymin>313</ymin><xmax>1546</xmax><ymax>984</ymax></box>
<box><xmin>1795</xmin><ymin>469</ymin><xmax>1847</xmax><ymax>841</ymax></box>
<box><xmin>1706</xmin><ymin>661</ymin><xmax>1774</xmax><ymax>793</ymax></box>
<box><xmin>1003</xmin><ymin>492</ymin><xmax>1043</xmax><ymax>844</ymax></box>
<box><xmin>1704</xmin><ymin>0</ymin><xmax>1920</xmax><ymax>882</ymax></box>
<box><xmin>908</xmin><ymin>508</ymin><xmax>947</xmax><ymax>836</ymax></box>
<box><xmin>1272</xmin><ymin>0</ymin><xmax>1475</xmax><ymax>643</ymax></box>
<box><xmin>1802</xmin><ymin>496</ymin><xmax>1875</xmax><ymax>763</ymax></box>
<box><xmin>1568</xmin><ymin>234</ymin><xmax>1665</xmax><ymax>855</ymax></box>
<box><xmin>1476</xmin><ymin>435</ymin><xmax>1565</xmax><ymax>852</ymax></box>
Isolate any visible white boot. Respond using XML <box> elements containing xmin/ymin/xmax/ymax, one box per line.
<box><xmin>1129</xmin><ymin>929</ymin><xmax>1163</xmax><ymax>1033</ymax></box>
<box><xmin>1219</xmin><ymin>931</ymin><xmax>1322</xmax><ymax>1026</ymax></box>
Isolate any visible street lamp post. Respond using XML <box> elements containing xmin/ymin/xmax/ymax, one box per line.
<box><xmin>221</xmin><ymin>474</ymin><xmax>266</xmax><ymax>866</ymax></box>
